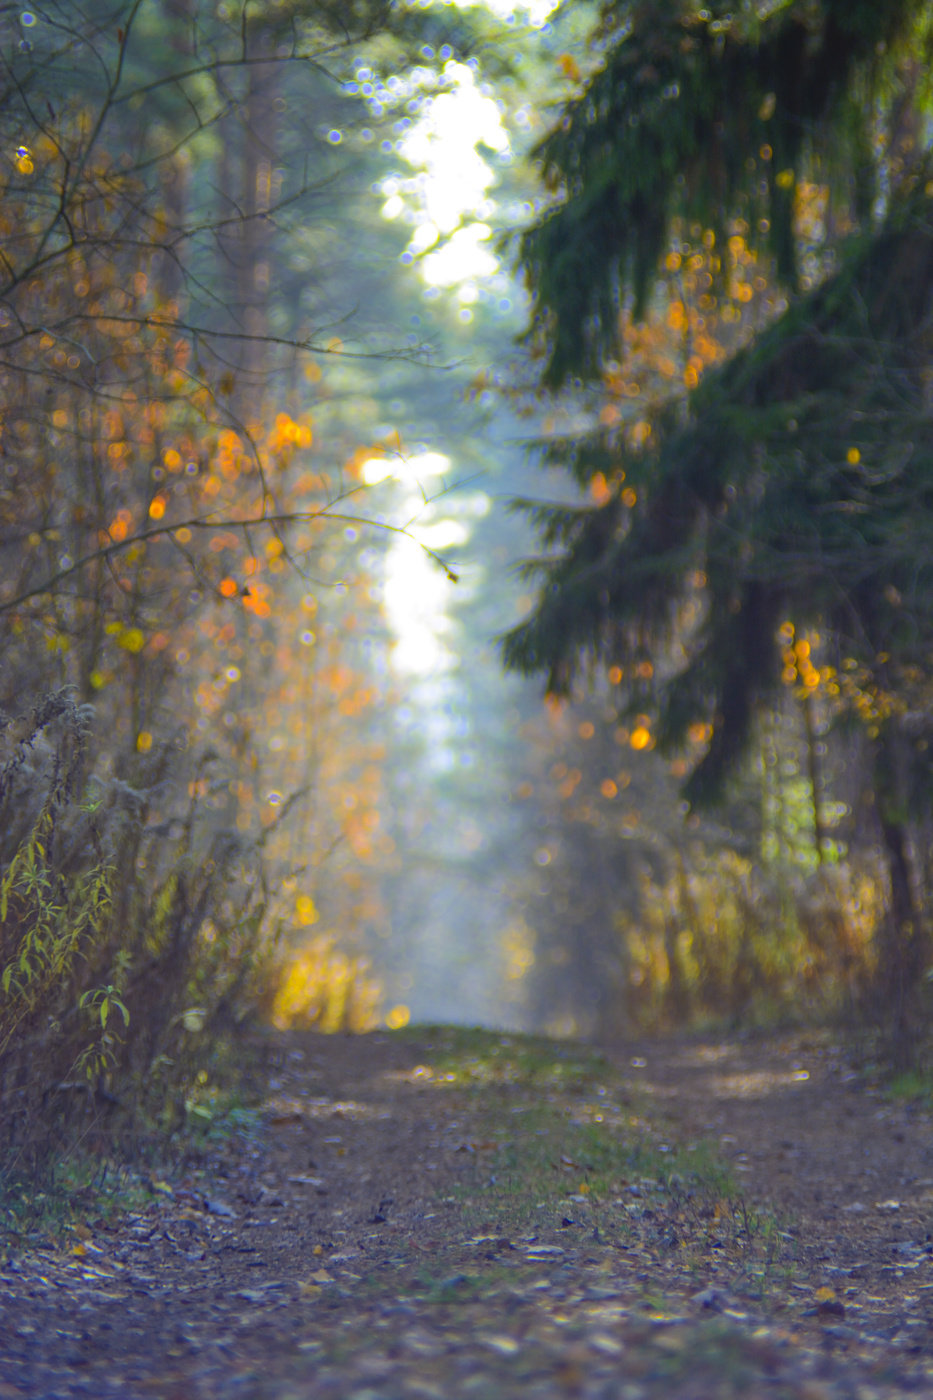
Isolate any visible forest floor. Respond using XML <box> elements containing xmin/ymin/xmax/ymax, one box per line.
<box><xmin>3</xmin><ymin>1025</ymin><xmax>933</xmax><ymax>1399</ymax></box>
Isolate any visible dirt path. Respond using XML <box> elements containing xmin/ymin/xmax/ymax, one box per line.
<box><xmin>2</xmin><ymin>1027</ymin><xmax>933</xmax><ymax>1399</ymax></box>
<box><xmin>619</xmin><ymin>1031</ymin><xmax>933</xmax><ymax>1338</ymax></box>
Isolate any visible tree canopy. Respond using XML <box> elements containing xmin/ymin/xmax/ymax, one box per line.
<box><xmin>507</xmin><ymin>188</ymin><xmax>933</xmax><ymax>803</ymax></box>
<box><xmin>505</xmin><ymin>0</ymin><xmax>933</xmax><ymax>1043</ymax></box>
<box><xmin>521</xmin><ymin>0</ymin><xmax>931</xmax><ymax>386</ymax></box>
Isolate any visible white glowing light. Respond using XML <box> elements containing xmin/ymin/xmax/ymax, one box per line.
<box><xmin>367</xmin><ymin>455</ymin><xmax>479</xmax><ymax>676</ymax></box>
<box><xmin>361</xmin><ymin>457</ymin><xmax>394</xmax><ymax>485</ymax></box>
<box><xmin>412</xmin><ymin>519</ymin><xmax>469</xmax><ymax>550</ymax></box>
<box><xmin>401</xmin><ymin>64</ymin><xmax>508</xmax><ymax>236</ymax></box>
<box><xmin>422</xmin><ymin>224</ymin><xmax>496</xmax><ymax>287</ymax></box>
<box><xmin>409</xmin><ymin>221</ymin><xmax>440</xmax><ymax>252</ymax></box>
<box><xmin>383</xmin><ymin>536</ymin><xmax>457</xmax><ymax>674</ymax></box>
<box><xmin>361</xmin><ymin>450</ymin><xmax>451</xmax><ymax>487</ymax></box>
<box><xmin>372</xmin><ymin>61</ymin><xmax>511</xmax><ymax>291</ymax></box>
<box><xmin>366</xmin><ymin>4</ymin><xmax>556</xmax><ymax>305</ymax></box>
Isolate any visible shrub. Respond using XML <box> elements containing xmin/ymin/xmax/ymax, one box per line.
<box><xmin>621</xmin><ymin>847</ymin><xmax>885</xmax><ymax>1031</ymax></box>
<box><xmin>0</xmin><ymin>690</ymin><xmax>278</xmax><ymax>1169</ymax></box>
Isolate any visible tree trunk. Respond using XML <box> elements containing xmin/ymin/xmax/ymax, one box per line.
<box><xmin>155</xmin><ymin>0</ymin><xmax>196</xmax><ymax>307</ymax></box>
<box><xmin>803</xmin><ymin>692</ymin><xmax>827</xmax><ymax>864</ymax></box>
<box><xmin>875</xmin><ymin>723</ymin><xmax>930</xmax><ymax>1066</ymax></box>
<box><xmin>237</xmin><ymin>27</ymin><xmax>279</xmax><ymax>416</ymax></box>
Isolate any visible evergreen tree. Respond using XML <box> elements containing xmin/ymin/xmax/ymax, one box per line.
<box><xmin>505</xmin><ymin>0</ymin><xmax>933</xmax><ymax>1051</ymax></box>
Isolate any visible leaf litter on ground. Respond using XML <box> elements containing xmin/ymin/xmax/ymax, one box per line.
<box><xmin>1</xmin><ymin>1025</ymin><xmax>933</xmax><ymax>1397</ymax></box>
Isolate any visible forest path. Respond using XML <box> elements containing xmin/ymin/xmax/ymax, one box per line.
<box><xmin>616</xmin><ymin>1029</ymin><xmax>933</xmax><ymax>1257</ymax></box>
<box><xmin>2</xmin><ymin>1026</ymin><xmax>933</xmax><ymax>1399</ymax></box>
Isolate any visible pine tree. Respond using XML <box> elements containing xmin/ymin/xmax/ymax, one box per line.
<box><xmin>506</xmin><ymin>0</ymin><xmax>933</xmax><ymax>1052</ymax></box>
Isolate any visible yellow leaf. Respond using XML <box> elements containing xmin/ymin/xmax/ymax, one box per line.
<box><xmin>482</xmin><ymin>1335</ymin><xmax>520</xmax><ymax>1356</ymax></box>
<box><xmin>310</xmin><ymin>1269</ymin><xmax>334</xmax><ymax>1284</ymax></box>
<box><xmin>295</xmin><ymin>894</ymin><xmax>318</xmax><ymax>928</ymax></box>
<box><xmin>71</xmin><ymin>1243</ymin><xmax>87</xmax><ymax>1257</ymax></box>
<box><xmin>815</xmin><ymin>1287</ymin><xmax>836</xmax><ymax>1302</ymax></box>
<box><xmin>119</xmin><ymin>628</ymin><xmax>146</xmax><ymax>653</ymax></box>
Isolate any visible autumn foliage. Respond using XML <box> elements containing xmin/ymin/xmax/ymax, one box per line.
<box><xmin>0</xmin><ymin>5</ymin><xmax>401</xmax><ymax>1163</ymax></box>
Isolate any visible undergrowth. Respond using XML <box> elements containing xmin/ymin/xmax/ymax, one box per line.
<box><xmin>0</xmin><ymin>690</ymin><xmax>279</xmax><ymax>1227</ymax></box>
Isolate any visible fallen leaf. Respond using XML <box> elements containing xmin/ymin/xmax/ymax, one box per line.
<box><xmin>204</xmin><ymin>1198</ymin><xmax>237</xmax><ymax>1218</ymax></box>
<box><xmin>875</xmin><ymin>1199</ymin><xmax>900</xmax><ymax>1212</ymax></box>
<box><xmin>73</xmin><ymin>1223</ymin><xmax>93</xmax><ymax>1241</ymax></box>
<box><xmin>480</xmin><ymin>1335</ymin><xmax>520</xmax><ymax>1356</ymax></box>
<box><xmin>264</xmin><ymin>1096</ymin><xmax>307</xmax><ymax>1125</ymax></box>
<box><xmin>589</xmin><ymin>1334</ymin><xmax>624</xmax><ymax>1356</ymax></box>
<box><xmin>691</xmin><ymin>1287</ymin><xmax>736</xmax><ymax>1312</ymax></box>
<box><xmin>310</xmin><ymin>1269</ymin><xmax>334</xmax><ymax>1284</ymax></box>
